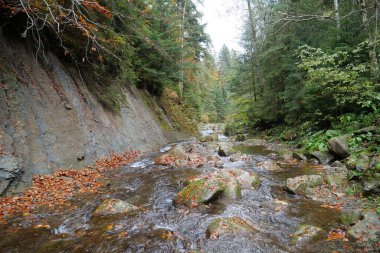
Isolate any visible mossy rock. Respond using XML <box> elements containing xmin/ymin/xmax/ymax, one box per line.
<box><xmin>174</xmin><ymin>179</ymin><xmax>225</xmax><ymax>207</ymax></box>
<box><xmin>206</xmin><ymin>217</ymin><xmax>256</xmax><ymax>239</ymax></box>
<box><xmin>286</xmin><ymin>175</ymin><xmax>324</xmax><ymax>195</ymax></box>
<box><xmin>339</xmin><ymin>211</ymin><xmax>361</xmax><ymax>226</ymax></box>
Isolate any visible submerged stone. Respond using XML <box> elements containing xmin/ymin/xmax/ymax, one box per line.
<box><xmin>93</xmin><ymin>199</ymin><xmax>138</xmax><ymax>216</ymax></box>
<box><xmin>290</xmin><ymin>224</ymin><xmax>323</xmax><ymax>246</ymax></box>
<box><xmin>286</xmin><ymin>175</ymin><xmax>324</xmax><ymax>195</ymax></box>
<box><xmin>206</xmin><ymin>217</ymin><xmax>256</xmax><ymax>239</ymax></box>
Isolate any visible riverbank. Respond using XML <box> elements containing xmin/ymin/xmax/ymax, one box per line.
<box><xmin>1</xmin><ymin>124</ymin><xmax>378</xmax><ymax>252</ymax></box>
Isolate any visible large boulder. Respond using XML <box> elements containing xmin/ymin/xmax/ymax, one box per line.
<box><xmin>324</xmin><ymin>165</ymin><xmax>349</xmax><ymax>187</ymax></box>
<box><xmin>327</xmin><ymin>135</ymin><xmax>350</xmax><ymax>159</ymax></box>
<box><xmin>0</xmin><ymin>156</ymin><xmax>20</xmax><ymax>194</ymax></box>
<box><xmin>290</xmin><ymin>224</ymin><xmax>323</xmax><ymax>246</ymax></box>
<box><xmin>173</xmin><ymin>179</ymin><xmax>225</xmax><ymax>207</ymax></box>
<box><xmin>206</xmin><ymin>217</ymin><xmax>256</xmax><ymax>239</ymax></box>
<box><xmin>348</xmin><ymin>210</ymin><xmax>380</xmax><ymax>241</ymax></box>
<box><xmin>286</xmin><ymin>175</ymin><xmax>324</xmax><ymax>195</ymax></box>
<box><xmin>362</xmin><ymin>173</ymin><xmax>380</xmax><ymax>195</ymax></box>
<box><xmin>221</xmin><ymin>169</ymin><xmax>260</xmax><ymax>189</ymax></box>
<box><xmin>310</xmin><ymin>151</ymin><xmax>334</xmax><ymax>165</ymax></box>
<box><xmin>93</xmin><ymin>199</ymin><xmax>138</xmax><ymax>216</ymax></box>
<box><xmin>178</xmin><ymin>169</ymin><xmax>260</xmax><ymax>207</ymax></box>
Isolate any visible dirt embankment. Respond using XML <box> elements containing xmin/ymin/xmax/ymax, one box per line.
<box><xmin>0</xmin><ymin>30</ymin><xmax>182</xmax><ymax>194</ymax></box>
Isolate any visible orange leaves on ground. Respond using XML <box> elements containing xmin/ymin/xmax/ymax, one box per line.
<box><xmin>155</xmin><ymin>154</ymin><xmax>205</xmax><ymax>167</ymax></box>
<box><xmin>0</xmin><ymin>150</ymin><xmax>140</xmax><ymax>222</ymax></box>
<box><xmin>155</xmin><ymin>154</ymin><xmax>176</xmax><ymax>166</ymax></box>
<box><xmin>91</xmin><ymin>150</ymin><xmax>140</xmax><ymax>171</ymax></box>
<box><xmin>326</xmin><ymin>229</ymin><xmax>347</xmax><ymax>241</ymax></box>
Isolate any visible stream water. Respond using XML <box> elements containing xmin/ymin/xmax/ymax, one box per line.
<box><xmin>0</xmin><ymin>126</ymin><xmax>360</xmax><ymax>253</ymax></box>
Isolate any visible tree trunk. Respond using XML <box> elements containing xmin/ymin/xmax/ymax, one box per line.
<box><xmin>333</xmin><ymin>0</ymin><xmax>341</xmax><ymax>34</ymax></box>
<box><xmin>245</xmin><ymin>0</ymin><xmax>260</xmax><ymax>101</ymax></box>
<box><xmin>358</xmin><ymin>0</ymin><xmax>379</xmax><ymax>78</ymax></box>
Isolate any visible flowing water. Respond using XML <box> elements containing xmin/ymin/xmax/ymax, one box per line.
<box><xmin>0</xmin><ymin>127</ymin><xmax>360</xmax><ymax>253</ymax></box>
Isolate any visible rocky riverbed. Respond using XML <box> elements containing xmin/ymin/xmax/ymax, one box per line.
<box><xmin>0</xmin><ymin>124</ymin><xmax>378</xmax><ymax>252</ymax></box>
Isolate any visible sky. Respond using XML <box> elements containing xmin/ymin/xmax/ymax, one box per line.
<box><xmin>195</xmin><ymin>0</ymin><xmax>245</xmax><ymax>54</ymax></box>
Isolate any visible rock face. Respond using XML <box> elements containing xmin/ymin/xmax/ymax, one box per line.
<box><xmin>93</xmin><ymin>199</ymin><xmax>138</xmax><ymax>216</ymax></box>
<box><xmin>0</xmin><ymin>156</ymin><xmax>20</xmax><ymax>194</ymax></box>
<box><xmin>0</xmin><ymin>33</ymin><xmax>180</xmax><ymax>193</ymax></box>
<box><xmin>327</xmin><ymin>136</ymin><xmax>350</xmax><ymax>159</ymax></box>
<box><xmin>206</xmin><ymin>217</ymin><xmax>256</xmax><ymax>239</ymax></box>
<box><xmin>286</xmin><ymin>175</ymin><xmax>324</xmax><ymax>195</ymax></box>
<box><xmin>348</xmin><ymin>210</ymin><xmax>380</xmax><ymax>241</ymax></box>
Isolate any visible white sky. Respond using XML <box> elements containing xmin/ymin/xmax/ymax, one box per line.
<box><xmin>196</xmin><ymin>0</ymin><xmax>244</xmax><ymax>54</ymax></box>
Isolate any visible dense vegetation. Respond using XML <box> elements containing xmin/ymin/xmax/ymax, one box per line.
<box><xmin>1</xmin><ymin>0</ymin><xmax>209</xmax><ymax>119</ymax></box>
<box><xmin>193</xmin><ymin>1</ymin><xmax>380</xmax><ymax>151</ymax></box>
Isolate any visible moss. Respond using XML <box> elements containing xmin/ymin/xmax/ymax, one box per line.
<box><xmin>159</xmin><ymin>88</ymin><xmax>197</xmax><ymax>136</ymax></box>
<box><xmin>97</xmin><ymin>84</ymin><xmax>127</xmax><ymax>114</ymax></box>
<box><xmin>339</xmin><ymin>212</ymin><xmax>361</xmax><ymax>226</ymax></box>
<box><xmin>140</xmin><ymin>90</ymin><xmax>172</xmax><ymax>132</ymax></box>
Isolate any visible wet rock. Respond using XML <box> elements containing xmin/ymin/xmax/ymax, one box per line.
<box><xmin>206</xmin><ymin>217</ymin><xmax>256</xmax><ymax>239</ymax></box>
<box><xmin>290</xmin><ymin>224</ymin><xmax>323</xmax><ymax>246</ymax></box>
<box><xmin>218</xmin><ymin>143</ymin><xmax>234</xmax><ymax>157</ymax></box>
<box><xmin>229</xmin><ymin>154</ymin><xmax>240</xmax><ymax>162</ymax></box>
<box><xmin>324</xmin><ymin>165</ymin><xmax>348</xmax><ymax>187</ymax></box>
<box><xmin>257</xmin><ymin>160</ymin><xmax>283</xmax><ymax>172</ymax></box>
<box><xmin>346</xmin><ymin>154</ymin><xmax>369</xmax><ymax>171</ymax></box>
<box><xmin>235</xmin><ymin>134</ymin><xmax>245</xmax><ymax>142</ymax></box>
<box><xmin>0</xmin><ymin>156</ymin><xmax>20</xmax><ymax>194</ymax></box>
<box><xmin>215</xmin><ymin>161</ymin><xmax>224</xmax><ymax>169</ymax></box>
<box><xmin>369</xmin><ymin>154</ymin><xmax>380</xmax><ymax>170</ymax></box>
<box><xmin>167</xmin><ymin>146</ymin><xmax>188</xmax><ymax>160</ymax></box>
<box><xmin>362</xmin><ymin>173</ymin><xmax>380</xmax><ymax>194</ymax></box>
<box><xmin>310</xmin><ymin>151</ymin><xmax>334</xmax><ymax>165</ymax></box>
<box><xmin>273</xmin><ymin>199</ymin><xmax>289</xmax><ymax>212</ymax></box>
<box><xmin>179</xmin><ymin>169</ymin><xmax>259</xmax><ymax>206</ymax></box>
<box><xmin>286</xmin><ymin>175</ymin><xmax>324</xmax><ymax>195</ymax></box>
<box><xmin>222</xmin><ymin>177</ymin><xmax>242</xmax><ymax>199</ymax></box>
<box><xmin>339</xmin><ymin>210</ymin><xmax>362</xmax><ymax>226</ymax></box>
<box><xmin>93</xmin><ymin>199</ymin><xmax>138</xmax><ymax>216</ymax></box>
<box><xmin>292</xmin><ymin>152</ymin><xmax>307</xmax><ymax>161</ymax></box>
<box><xmin>348</xmin><ymin>210</ymin><xmax>380</xmax><ymax>241</ymax></box>
<box><xmin>174</xmin><ymin>179</ymin><xmax>225</xmax><ymax>207</ymax></box>
<box><xmin>221</xmin><ymin>169</ymin><xmax>260</xmax><ymax>189</ymax></box>
<box><xmin>327</xmin><ymin>135</ymin><xmax>350</xmax><ymax>159</ymax></box>
<box><xmin>199</xmin><ymin>133</ymin><xmax>218</xmax><ymax>142</ymax></box>
<box><xmin>331</xmin><ymin>161</ymin><xmax>343</xmax><ymax>167</ymax></box>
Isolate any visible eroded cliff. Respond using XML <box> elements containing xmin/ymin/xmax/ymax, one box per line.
<box><xmin>0</xmin><ymin>31</ymin><xmax>181</xmax><ymax>194</ymax></box>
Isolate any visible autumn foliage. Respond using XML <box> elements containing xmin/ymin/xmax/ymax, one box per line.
<box><xmin>0</xmin><ymin>150</ymin><xmax>140</xmax><ymax>222</ymax></box>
